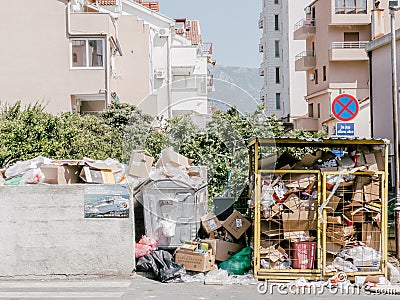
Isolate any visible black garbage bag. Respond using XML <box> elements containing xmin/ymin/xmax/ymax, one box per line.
<box><xmin>136</xmin><ymin>250</ymin><xmax>186</xmax><ymax>282</ymax></box>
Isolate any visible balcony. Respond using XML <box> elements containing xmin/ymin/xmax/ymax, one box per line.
<box><xmin>329</xmin><ymin>41</ymin><xmax>369</xmax><ymax>61</ymax></box>
<box><xmin>293</xmin><ymin>117</ymin><xmax>319</xmax><ymax>132</ymax></box>
<box><xmin>295</xmin><ymin>51</ymin><xmax>316</xmax><ymax>71</ymax></box>
<box><xmin>259</xmin><ymin>62</ymin><xmax>265</xmax><ymax>76</ymax></box>
<box><xmin>258</xmin><ymin>14</ymin><xmax>264</xmax><ymax>29</ymax></box>
<box><xmin>207</xmin><ymin>74</ymin><xmax>214</xmax><ymax>92</ymax></box>
<box><xmin>293</xmin><ymin>18</ymin><xmax>315</xmax><ymax>40</ymax></box>
<box><xmin>259</xmin><ymin>42</ymin><xmax>264</xmax><ymax>53</ymax></box>
<box><xmin>202</xmin><ymin>42</ymin><xmax>213</xmax><ymax>55</ymax></box>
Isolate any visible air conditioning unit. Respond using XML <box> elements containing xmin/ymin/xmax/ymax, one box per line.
<box><xmin>155</xmin><ymin>69</ymin><xmax>167</xmax><ymax>79</ymax></box>
<box><xmin>158</xmin><ymin>28</ymin><xmax>170</xmax><ymax>37</ymax></box>
<box><xmin>309</xmin><ymin>73</ymin><xmax>315</xmax><ymax>81</ymax></box>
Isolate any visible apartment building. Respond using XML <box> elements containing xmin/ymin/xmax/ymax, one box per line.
<box><xmin>259</xmin><ymin>0</ymin><xmax>309</xmax><ymax>120</ymax></box>
<box><xmin>0</xmin><ymin>0</ymin><xmax>213</xmax><ymax>121</ymax></box>
<box><xmin>366</xmin><ymin>15</ymin><xmax>400</xmax><ymax>144</ymax></box>
<box><xmin>293</xmin><ymin>0</ymin><xmax>399</xmax><ymax>137</ymax></box>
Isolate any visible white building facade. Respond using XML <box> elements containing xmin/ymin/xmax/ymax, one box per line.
<box><xmin>259</xmin><ymin>0</ymin><xmax>309</xmax><ymax>120</ymax></box>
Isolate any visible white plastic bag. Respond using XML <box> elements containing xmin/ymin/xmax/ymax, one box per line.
<box><xmin>5</xmin><ymin>156</ymin><xmax>51</xmax><ymax>178</ymax></box>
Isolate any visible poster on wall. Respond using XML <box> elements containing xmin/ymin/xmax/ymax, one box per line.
<box><xmin>84</xmin><ymin>185</ymin><xmax>130</xmax><ymax>218</ymax></box>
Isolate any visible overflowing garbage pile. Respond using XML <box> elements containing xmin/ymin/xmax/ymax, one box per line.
<box><xmin>0</xmin><ymin>147</ymin><xmax>205</xmax><ymax>188</ymax></box>
<box><xmin>0</xmin><ymin>156</ymin><xmax>130</xmax><ymax>186</ymax></box>
<box><xmin>254</xmin><ymin>144</ymin><xmax>388</xmax><ymax>273</ymax></box>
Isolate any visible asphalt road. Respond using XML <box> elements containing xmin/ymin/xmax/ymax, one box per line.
<box><xmin>0</xmin><ymin>274</ymin><xmax>398</xmax><ymax>300</ymax></box>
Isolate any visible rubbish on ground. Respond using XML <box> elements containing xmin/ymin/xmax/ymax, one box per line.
<box><xmin>135</xmin><ymin>250</ymin><xmax>185</xmax><ymax>283</ymax></box>
<box><xmin>174</xmin><ymin>240</ymin><xmax>215</xmax><ymax>272</ymax></box>
<box><xmin>219</xmin><ymin>246</ymin><xmax>252</xmax><ymax>275</ymax></box>
<box><xmin>204</xmin><ymin>268</ymin><xmax>229</xmax><ymax>285</ymax></box>
<box><xmin>135</xmin><ymin>235</ymin><xmax>158</xmax><ymax>259</ymax></box>
<box><xmin>181</xmin><ymin>272</ymin><xmax>206</xmax><ymax>283</ymax></box>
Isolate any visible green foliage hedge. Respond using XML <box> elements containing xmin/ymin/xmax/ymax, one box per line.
<box><xmin>0</xmin><ymin>101</ymin><xmax>324</xmax><ymax>202</ymax></box>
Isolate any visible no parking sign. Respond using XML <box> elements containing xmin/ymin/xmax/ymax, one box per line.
<box><xmin>331</xmin><ymin>94</ymin><xmax>359</xmax><ymax>122</ymax></box>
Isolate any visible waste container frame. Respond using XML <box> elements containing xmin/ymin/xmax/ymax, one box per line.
<box><xmin>249</xmin><ymin>137</ymin><xmax>390</xmax><ymax>281</ymax></box>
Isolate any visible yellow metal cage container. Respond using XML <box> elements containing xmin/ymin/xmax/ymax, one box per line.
<box><xmin>249</xmin><ymin>138</ymin><xmax>389</xmax><ymax>281</ymax></box>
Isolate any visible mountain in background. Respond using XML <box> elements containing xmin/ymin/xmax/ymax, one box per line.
<box><xmin>208</xmin><ymin>65</ymin><xmax>263</xmax><ymax>114</ymax></box>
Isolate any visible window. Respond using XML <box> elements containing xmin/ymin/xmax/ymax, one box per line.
<box><xmin>315</xmin><ymin>69</ymin><xmax>318</xmax><ymax>84</ymax></box>
<box><xmin>276</xmin><ymin>93</ymin><xmax>281</xmax><ymax>110</ymax></box>
<box><xmin>274</xmin><ymin>15</ymin><xmax>279</xmax><ymax>30</ymax></box>
<box><xmin>275</xmin><ymin>67</ymin><xmax>280</xmax><ymax>84</ymax></box>
<box><xmin>275</xmin><ymin>41</ymin><xmax>280</xmax><ymax>57</ymax></box>
<box><xmin>308</xmin><ymin>103</ymin><xmax>314</xmax><ymax>118</ymax></box>
<box><xmin>335</xmin><ymin>0</ymin><xmax>367</xmax><ymax>14</ymax></box>
<box><xmin>344</xmin><ymin>32</ymin><xmax>360</xmax><ymax>42</ymax></box>
<box><xmin>71</xmin><ymin>38</ymin><xmax>104</xmax><ymax>68</ymax></box>
<box><xmin>274</xmin><ymin>0</ymin><xmax>279</xmax><ymax>4</ymax></box>
<box><xmin>323</xmin><ymin>66</ymin><xmax>327</xmax><ymax>81</ymax></box>
<box><xmin>317</xmin><ymin>103</ymin><xmax>321</xmax><ymax>118</ymax></box>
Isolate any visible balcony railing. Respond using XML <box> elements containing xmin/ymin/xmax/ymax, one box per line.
<box><xmin>207</xmin><ymin>74</ymin><xmax>213</xmax><ymax>87</ymax></box>
<box><xmin>202</xmin><ymin>42</ymin><xmax>213</xmax><ymax>55</ymax></box>
<box><xmin>329</xmin><ymin>41</ymin><xmax>369</xmax><ymax>49</ymax></box>
<box><xmin>295</xmin><ymin>50</ymin><xmax>315</xmax><ymax>61</ymax></box>
<box><xmin>294</xmin><ymin>18</ymin><xmax>315</xmax><ymax>31</ymax></box>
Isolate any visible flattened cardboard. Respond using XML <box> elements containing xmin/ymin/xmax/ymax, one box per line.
<box><xmin>326</xmin><ymin>191</ymin><xmax>340</xmax><ymax>212</ymax></box>
<box><xmin>260</xmin><ymin>219</ymin><xmax>283</xmax><ymax>238</ymax></box>
<box><xmin>327</xmin><ymin>216</ymin><xmax>342</xmax><ymax>225</ymax></box>
<box><xmin>80</xmin><ymin>167</ymin><xmax>115</xmax><ymax>184</ymax></box>
<box><xmin>363</xmin><ymin>181</ymin><xmax>380</xmax><ymax>202</ymax></box>
<box><xmin>284</xmin><ymin>231</ymin><xmax>311</xmax><ymax>242</ymax></box>
<box><xmin>285</xmin><ymin>174</ymin><xmax>317</xmax><ymax>189</ymax></box>
<box><xmin>85</xmin><ymin>161</ymin><xmax>121</xmax><ymax>172</ymax></box>
<box><xmin>40</xmin><ymin>165</ymin><xmax>81</xmax><ymax>184</ymax></box>
<box><xmin>283</xmin><ymin>193</ymin><xmax>302</xmax><ymax>211</ymax></box>
<box><xmin>222</xmin><ymin>210</ymin><xmax>251</xmax><ymax>239</ymax></box>
<box><xmin>260</xmin><ymin>245</ymin><xmax>286</xmax><ymax>263</ymax></box>
<box><xmin>362</xmin><ymin>223</ymin><xmax>381</xmax><ymax>251</ymax></box>
<box><xmin>326</xmin><ymin>237</ymin><xmax>342</xmax><ymax>254</ymax></box>
<box><xmin>281</xmin><ymin>210</ymin><xmax>317</xmax><ymax>232</ymax></box>
<box><xmin>201</xmin><ymin>213</ymin><xmax>222</xmax><ymax>233</ymax></box>
<box><xmin>352</xmin><ymin>176</ymin><xmax>371</xmax><ymax>202</ymax></box>
<box><xmin>128</xmin><ymin>151</ymin><xmax>154</xmax><ymax>178</ymax></box>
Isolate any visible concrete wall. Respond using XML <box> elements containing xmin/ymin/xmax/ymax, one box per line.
<box><xmin>0</xmin><ymin>185</ymin><xmax>134</xmax><ymax>277</ymax></box>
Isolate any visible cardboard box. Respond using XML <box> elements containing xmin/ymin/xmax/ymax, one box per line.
<box><xmin>40</xmin><ymin>165</ymin><xmax>81</xmax><ymax>184</ymax></box>
<box><xmin>80</xmin><ymin>167</ymin><xmax>115</xmax><ymax>184</ymax></box>
<box><xmin>128</xmin><ymin>151</ymin><xmax>154</xmax><ymax>178</ymax></box>
<box><xmin>203</xmin><ymin>239</ymin><xmax>244</xmax><ymax>262</ymax></box>
<box><xmin>155</xmin><ymin>148</ymin><xmax>192</xmax><ymax>168</ymax></box>
<box><xmin>85</xmin><ymin>161</ymin><xmax>122</xmax><ymax>173</ymax></box>
<box><xmin>281</xmin><ymin>210</ymin><xmax>317</xmax><ymax>232</ymax></box>
<box><xmin>175</xmin><ymin>242</ymin><xmax>215</xmax><ymax>272</ymax></box>
<box><xmin>222</xmin><ymin>210</ymin><xmax>251</xmax><ymax>239</ymax></box>
<box><xmin>201</xmin><ymin>213</ymin><xmax>222</xmax><ymax>233</ymax></box>
<box><xmin>362</xmin><ymin>223</ymin><xmax>381</xmax><ymax>251</ymax></box>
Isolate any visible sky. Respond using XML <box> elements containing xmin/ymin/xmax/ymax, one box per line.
<box><xmin>160</xmin><ymin>0</ymin><xmax>263</xmax><ymax>68</ymax></box>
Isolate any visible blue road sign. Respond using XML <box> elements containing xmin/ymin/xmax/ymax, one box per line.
<box><xmin>336</xmin><ymin>122</ymin><xmax>355</xmax><ymax>136</ymax></box>
<box><xmin>332</xmin><ymin>94</ymin><xmax>359</xmax><ymax>122</ymax></box>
